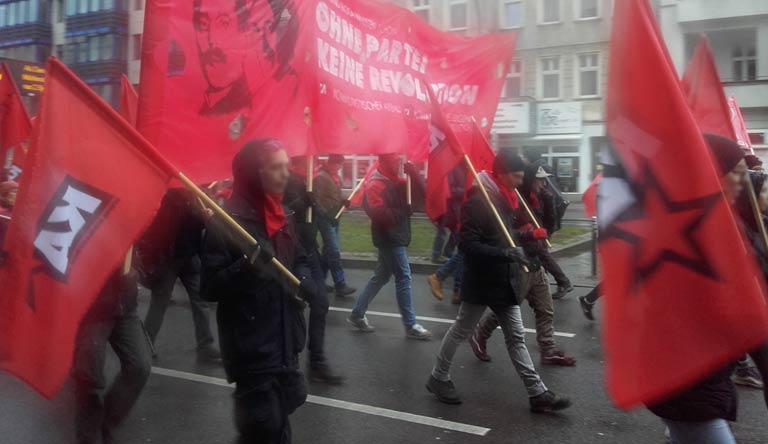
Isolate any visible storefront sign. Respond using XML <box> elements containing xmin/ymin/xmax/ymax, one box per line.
<box><xmin>537</xmin><ymin>102</ymin><xmax>582</xmax><ymax>134</ymax></box>
<box><xmin>494</xmin><ymin>102</ymin><xmax>531</xmax><ymax>134</ymax></box>
<box><xmin>0</xmin><ymin>58</ymin><xmax>46</xmax><ymax>96</ymax></box>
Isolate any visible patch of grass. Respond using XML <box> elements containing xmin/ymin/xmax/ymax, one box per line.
<box><xmin>337</xmin><ymin>212</ymin><xmax>590</xmax><ymax>256</ymax></box>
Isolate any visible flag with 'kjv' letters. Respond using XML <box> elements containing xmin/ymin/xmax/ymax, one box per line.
<box><xmin>0</xmin><ymin>58</ymin><xmax>172</xmax><ymax>398</ymax></box>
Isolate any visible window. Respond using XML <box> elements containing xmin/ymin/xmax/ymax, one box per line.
<box><xmin>89</xmin><ymin>0</ymin><xmax>98</xmax><ymax>13</ymax></box>
<box><xmin>732</xmin><ymin>45</ymin><xmax>757</xmax><ymax>81</ymax></box>
<box><xmin>449</xmin><ymin>0</ymin><xmax>467</xmax><ymax>30</ymax></box>
<box><xmin>66</xmin><ymin>0</ymin><xmax>76</xmax><ymax>16</ymax></box>
<box><xmin>503</xmin><ymin>60</ymin><xmax>523</xmax><ymax>99</ymax></box>
<box><xmin>0</xmin><ymin>5</ymin><xmax>6</xmax><ymax>27</ymax></box>
<box><xmin>89</xmin><ymin>35</ymin><xmax>100</xmax><ymax>61</ymax></box>
<box><xmin>78</xmin><ymin>0</ymin><xmax>87</xmax><ymax>14</ymax></box>
<box><xmin>103</xmin><ymin>0</ymin><xmax>114</xmax><ymax>10</ymax></box>
<box><xmin>539</xmin><ymin>0</ymin><xmax>560</xmax><ymax>24</ymax></box>
<box><xmin>577</xmin><ymin>53</ymin><xmax>599</xmax><ymax>97</ymax></box>
<box><xmin>132</xmin><ymin>34</ymin><xmax>141</xmax><ymax>60</ymax></box>
<box><xmin>101</xmin><ymin>34</ymin><xmax>115</xmax><ymax>59</ymax></box>
<box><xmin>577</xmin><ymin>0</ymin><xmax>598</xmax><ymax>19</ymax></box>
<box><xmin>411</xmin><ymin>0</ymin><xmax>429</xmax><ymax>22</ymax></box>
<box><xmin>539</xmin><ymin>56</ymin><xmax>560</xmax><ymax>99</ymax></box>
<box><xmin>8</xmin><ymin>2</ymin><xmax>16</xmax><ymax>26</ymax></box>
<box><xmin>78</xmin><ymin>42</ymin><xmax>88</xmax><ymax>63</ymax></box>
<box><xmin>501</xmin><ymin>0</ymin><xmax>523</xmax><ymax>28</ymax></box>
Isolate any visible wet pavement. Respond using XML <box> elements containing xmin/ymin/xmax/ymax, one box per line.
<box><xmin>2</xmin><ymin>252</ymin><xmax>767</xmax><ymax>444</ymax></box>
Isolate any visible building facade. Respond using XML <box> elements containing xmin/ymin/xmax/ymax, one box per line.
<box><xmin>658</xmin><ymin>0</ymin><xmax>768</xmax><ymax>156</ymax></box>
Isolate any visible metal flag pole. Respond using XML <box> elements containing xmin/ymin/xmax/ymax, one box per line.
<box><xmin>306</xmin><ymin>156</ymin><xmax>314</xmax><ymax>223</ymax></box>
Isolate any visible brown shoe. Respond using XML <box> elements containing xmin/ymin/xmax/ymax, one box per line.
<box><xmin>427</xmin><ymin>274</ymin><xmax>444</xmax><ymax>301</ymax></box>
<box><xmin>541</xmin><ymin>349</ymin><xmax>576</xmax><ymax>367</ymax></box>
<box><xmin>451</xmin><ymin>291</ymin><xmax>460</xmax><ymax>305</ymax></box>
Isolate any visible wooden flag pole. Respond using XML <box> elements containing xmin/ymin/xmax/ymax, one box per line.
<box><xmin>745</xmin><ymin>173</ymin><xmax>768</xmax><ymax>253</ymax></box>
<box><xmin>122</xmin><ymin>246</ymin><xmax>133</xmax><ymax>275</ymax></box>
<box><xmin>0</xmin><ymin>214</ymin><xmax>10</xmax><ymax>221</ymax></box>
<box><xmin>306</xmin><ymin>156</ymin><xmax>314</xmax><ymax>224</ymax></box>
<box><xmin>335</xmin><ymin>175</ymin><xmax>366</xmax><ymax>220</ymax></box>
<box><xmin>515</xmin><ymin>189</ymin><xmax>553</xmax><ymax>248</ymax></box>
<box><xmin>406</xmin><ymin>174</ymin><xmax>412</xmax><ymax>206</ymax></box>
<box><xmin>176</xmin><ymin>172</ymin><xmax>304</xmax><ymax>296</ymax></box>
<box><xmin>463</xmin><ymin>154</ymin><xmax>528</xmax><ymax>271</ymax></box>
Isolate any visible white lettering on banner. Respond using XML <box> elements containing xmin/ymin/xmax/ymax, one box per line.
<box><xmin>317</xmin><ymin>38</ymin><xmax>365</xmax><ymax>89</ymax></box>
<box><xmin>34</xmin><ymin>185</ymin><xmax>103</xmax><ymax>276</ymax></box>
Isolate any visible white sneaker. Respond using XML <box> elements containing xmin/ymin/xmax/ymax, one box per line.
<box><xmin>406</xmin><ymin>324</ymin><xmax>433</xmax><ymax>340</ymax></box>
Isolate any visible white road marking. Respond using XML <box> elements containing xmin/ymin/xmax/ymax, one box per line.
<box><xmin>151</xmin><ymin>367</ymin><xmax>491</xmax><ymax>437</ymax></box>
<box><xmin>329</xmin><ymin>307</ymin><xmax>577</xmax><ymax>338</ymax></box>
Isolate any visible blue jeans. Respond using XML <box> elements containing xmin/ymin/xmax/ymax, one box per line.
<box><xmin>662</xmin><ymin>419</ymin><xmax>735</xmax><ymax>444</ymax></box>
<box><xmin>435</xmin><ymin>252</ymin><xmax>463</xmax><ymax>292</ymax></box>
<box><xmin>318</xmin><ymin>219</ymin><xmax>346</xmax><ymax>287</ymax></box>
<box><xmin>432</xmin><ymin>222</ymin><xmax>449</xmax><ymax>260</ymax></box>
<box><xmin>352</xmin><ymin>246</ymin><xmax>417</xmax><ymax>327</ymax></box>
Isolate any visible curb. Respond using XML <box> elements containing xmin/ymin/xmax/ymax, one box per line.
<box><xmin>341</xmin><ymin>236</ymin><xmax>594</xmax><ymax>275</ymax></box>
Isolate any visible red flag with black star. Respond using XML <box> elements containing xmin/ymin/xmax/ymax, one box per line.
<box><xmin>0</xmin><ymin>58</ymin><xmax>173</xmax><ymax>398</ymax></box>
<box><xmin>602</xmin><ymin>0</ymin><xmax>768</xmax><ymax>409</ymax></box>
<box><xmin>681</xmin><ymin>34</ymin><xmax>737</xmax><ymax>140</ymax></box>
<box><xmin>0</xmin><ymin>62</ymin><xmax>32</xmax><ymax>179</ymax></box>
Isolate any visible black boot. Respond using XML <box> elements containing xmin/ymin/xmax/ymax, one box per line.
<box><xmin>309</xmin><ymin>361</ymin><xmax>345</xmax><ymax>385</ymax></box>
<box><xmin>530</xmin><ymin>391</ymin><xmax>572</xmax><ymax>413</ymax></box>
<box><xmin>426</xmin><ymin>376</ymin><xmax>462</xmax><ymax>404</ymax></box>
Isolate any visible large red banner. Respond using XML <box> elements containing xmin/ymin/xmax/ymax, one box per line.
<box><xmin>138</xmin><ymin>0</ymin><xmax>514</xmax><ymax>184</ymax></box>
<box><xmin>298</xmin><ymin>0</ymin><xmax>514</xmax><ymax>160</ymax></box>
<box><xmin>0</xmin><ymin>58</ymin><xmax>172</xmax><ymax>398</ymax></box>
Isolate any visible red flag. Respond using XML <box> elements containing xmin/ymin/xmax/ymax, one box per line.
<box><xmin>348</xmin><ymin>161</ymin><xmax>378</xmax><ymax>207</ymax></box>
<box><xmin>466</xmin><ymin>119</ymin><xmax>496</xmax><ymax>184</ymax></box>
<box><xmin>120</xmin><ymin>74</ymin><xmax>138</xmax><ymax>127</ymax></box>
<box><xmin>728</xmin><ymin>95</ymin><xmax>753</xmax><ymax>153</ymax></box>
<box><xmin>582</xmin><ymin>173</ymin><xmax>601</xmax><ymax>219</ymax></box>
<box><xmin>603</xmin><ymin>0</ymin><xmax>768</xmax><ymax>409</ymax></box>
<box><xmin>0</xmin><ymin>62</ymin><xmax>32</xmax><ymax>177</ymax></box>
<box><xmin>0</xmin><ymin>58</ymin><xmax>173</xmax><ymax>398</ymax></box>
<box><xmin>425</xmin><ymin>86</ymin><xmax>465</xmax><ymax>222</ymax></box>
<box><xmin>681</xmin><ymin>35</ymin><xmax>737</xmax><ymax>140</ymax></box>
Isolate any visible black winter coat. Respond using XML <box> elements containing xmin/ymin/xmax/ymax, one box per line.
<box><xmin>459</xmin><ymin>185</ymin><xmax>528</xmax><ymax>307</ymax></box>
<box><xmin>284</xmin><ymin>173</ymin><xmax>319</xmax><ymax>251</ymax></box>
<box><xmin>200</xmin><ymin>195</ymin><xmax>309</xmax><ymax>382</ymax></box>
<box><xmin>649</xmin><ymin>364</ymin><xmax>738</xmax><ymax>422</ymax></box>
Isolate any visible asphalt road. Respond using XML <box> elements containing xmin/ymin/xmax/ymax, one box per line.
<box><xmin>1</xmin><ymin>252</ymin><xmax>766</xmax><ymax>444</ymax></box>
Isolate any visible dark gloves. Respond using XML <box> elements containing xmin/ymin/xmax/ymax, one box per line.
<box><xmin>304</xmin><ymin>191</ymin><xmax>318</xmax><ymax>208</ymax></box>
<box><xmin>294</xmin><ymin>278</ymin><xmax>317</xmax><ymax>309</ymax></box>
<box><xmin>502</xmin><ymin>247</ymin><xmax>531</xmax><ymax>267</ymax></box>
<box><xmin>245</xmin><ymin>242</ymin><xmax>275</xmax><ymax>267</ymax></box>
<box><xmin>403</xmin><ymin>162</ymin><xmax>419</xmax><ymax>178</ymax></box>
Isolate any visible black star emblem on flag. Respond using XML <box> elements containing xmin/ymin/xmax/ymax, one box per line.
<box><xmin>600</xmin><ymin>167</ymin><xmax>722</xmax><ymax>285</ymax></box>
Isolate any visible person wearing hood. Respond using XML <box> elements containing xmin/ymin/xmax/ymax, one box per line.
<box><xmin>347</xmin><ymin>153</ymin><xmax>433</xmax><ymax>340</ymax></box>
<box><xmin>468</xmin><ymin>163</ymin><xmax>577</xmax><ymax>367</ymax></box>
<box><xmin>201</xmin><ymin>139</ymin><xmax>316</xmax><ymax>444</ymax></box>
<box><xmin>283</xmin><ymin>155</ymin><xmax>345</xmax><ymax>385</ymax></box>
<box><xmin>648</xmin><ymin>134</ymin><xmax>768</xmax><ymax>444</ymax></box>
<box><xmin>426</xmin><ymin>148</ymin><xmax>571</xmax><ymax>413</ymax></box>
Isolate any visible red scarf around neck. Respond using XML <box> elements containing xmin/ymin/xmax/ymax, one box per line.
<box><xmin>263</xmin><ymin>193</ymin><xmax>286</xmax><ymax>238</ymax></box>
<box><xmin>490</xmin><ymin>174</ymin><xmax>519</xmax><ymax>210</ymax></box>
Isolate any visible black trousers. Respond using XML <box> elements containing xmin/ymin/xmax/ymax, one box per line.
<box><xmin>539</xmin><ymin>249</ymin><xmax>570</xmax><ymax>287</ymax></box>
<box><xmin>233</xmin><ymin>372</ymin><xmax>307</xmax><ymax>444</ymax></box>
<box><xmin>144</xmin><ymin>255</ymin><xmax>214</xmax><ymax>348</ymax></box>
<box><xmin>306</xmin><ymin>248</ymin><xmax>330</xmax><ymax>364</ymax></box>
<box><xmin>73</xmin><ymin>309</ymin><xmax>152</xmax><ymax>444</ymax></box>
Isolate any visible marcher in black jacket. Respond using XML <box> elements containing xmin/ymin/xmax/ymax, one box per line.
<box><xmin>426</xmin><ymin>149</ymin><xmax>571</xmax><ymax>413</ymax></box>
<box><xmin>138</xmin><ymin>188</ymin><xmax>219</xmax><ymax>362</ymax></box>
<box><xmin>282</xmin><ymin>156</ymin><xmax>345</xmax><ymax>385</ymax></box>
<box><xmin>73</xmin><ymin>261</ymin><xmax>151</xmax><ymax>444</ymax></box>
<box><xmin>200</xmin><ymin>139</ymin><xmax>315</xmax><ymax>444</ymax></box>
